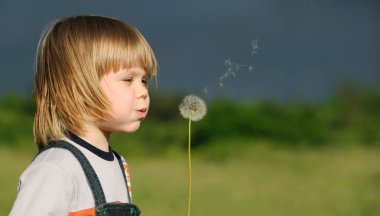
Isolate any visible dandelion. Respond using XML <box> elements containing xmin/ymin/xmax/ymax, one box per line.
<box><xmin>179</xmin><ymin>95</ymin><xmax>207</xmax><ymax>122</ymax></box>
<box><xmin>179</xmin><ymin>95</ymin><xmax>207</xmax><ymax>216</ymax></box>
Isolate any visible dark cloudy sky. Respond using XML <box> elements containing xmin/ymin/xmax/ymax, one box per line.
<box><xmin>0</xmin><ymin>0</ymin><xmax>379</xmax><ymax>102</ymax></box>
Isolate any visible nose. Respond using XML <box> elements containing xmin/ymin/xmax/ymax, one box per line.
<box><xmin>136</xmin><ymin>82</ymin><xmax>148</xmax><ymax>99</ymax></box>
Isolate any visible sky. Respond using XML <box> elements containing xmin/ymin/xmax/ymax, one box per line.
<box><xmin>0</xmin><ymin>0</ymin><xmax>379</xmax><ymax>102</ymax></box>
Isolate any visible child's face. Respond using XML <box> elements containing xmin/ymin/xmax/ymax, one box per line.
<box><xmin>97</xmin><ymin>65</ymin><xmax>150</xmax><ymax>133</ymax></box>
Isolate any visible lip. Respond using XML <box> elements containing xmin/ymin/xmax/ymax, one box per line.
<box><xmin>137</xmin><ymin>108</ymin><xmax>147</xmax><ymax>113</ymax></box>
<box><xmin>136</xmin><ymin>108</ymin><xmax>148</xmax><ymax>119</ymax></box>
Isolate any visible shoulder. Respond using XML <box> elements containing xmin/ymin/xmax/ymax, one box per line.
<box><xmin>36</xmin><ymin>146</ymin><xmax>77</xmax><ymax>161</ymax></box>
<box><xmin>20</xmin><ymin>146</ymin><xmax>84</xmax><ymax>188</ymax></box>
<box><xmin>10</xmin><ymin>148</ymin><xmax>81</xmax><ymax>215</ymax></box>
<box><xmin>32</xmin><ymin>147</ymin><xmax>82</xmax><ymax>172</ymax></box>
<box><xmin>20</xmin><ymin>148</ymin><xmax>77</xmax><ymax>187</ymax></box>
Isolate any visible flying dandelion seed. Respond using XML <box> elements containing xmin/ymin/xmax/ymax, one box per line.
<box><xmin>248</xmin><ymin>65</ymin><xmax>255</xmax><ymax>72</ymax></box>
<box><xmin>218</xmin><ymin>39</ymin><xmax>260</xmax><ymax>88</ymax></box>
<box><xmin>179</xmin><ymin>95</ymin><xmax>207</xmax><ymax>216</ymax></box>
<box><xmin>200</xmin><ymin>39</ymin><xmax>259</xmax><ymax>95</ymax></box>
<box><xmin>251</xmin><ymin>39</ymin><xmax>260</xmax><ymax>55</ymax></box>
<box><xmin>203</xmin><ymin>87</ymin><xmax>208</xmax><ymax>94</ymax></box>
<box><xmin>219</xmin><ymin>59</ymin><xmax>247</xmax><ymax>88</ymax></box>
<box><xmin>224</xmin><ymin>59</ymin><xmax>233</xmax><ymax>67</ymax></box>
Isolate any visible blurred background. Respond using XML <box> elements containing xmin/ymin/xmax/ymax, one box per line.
<box><xmin>1</xmin><ymin>0</ymin><xmax>380</xmax><ymax>215</ymax></box>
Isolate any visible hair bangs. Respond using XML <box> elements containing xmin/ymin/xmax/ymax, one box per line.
<box><xmin>95</xmin><ymin>23</ymin><xmax>157</xmax><ymax>78</ymax></box>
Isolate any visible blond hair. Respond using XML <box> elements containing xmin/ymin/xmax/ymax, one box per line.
<box><xmin>34</xmin><ymin>15</ymin><xmax>157</xmax><ymax>148</ymax></box>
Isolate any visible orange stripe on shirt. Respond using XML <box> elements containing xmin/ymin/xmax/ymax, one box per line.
<box><xmin>123</xmin><ymin>161</ymin><xmax>133</xmax><ymax>198</ymax></box>
<box><xmin>68</xmin><ymin>208</ymin><xmax>95</xmax><ymax>216</ymax></box>
<box><xmin>68</xmin><ymin>201</ymin><xmax>124</xmax><ymax>216</ymax></box>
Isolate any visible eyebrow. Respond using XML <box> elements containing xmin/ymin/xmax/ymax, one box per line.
<box><xmin>122</xmin><ymin>68</ymin><xmax>148</xmax><ymax>77</ymax></box>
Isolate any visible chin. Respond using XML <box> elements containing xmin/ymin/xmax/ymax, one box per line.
<box><xmin>119</xmin><ymin>123</ymin><xmax>141</xmax><ymax>133</ymax></box>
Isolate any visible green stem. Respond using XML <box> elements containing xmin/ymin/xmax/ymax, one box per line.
<box><xmin>187</xmin><ymin>119</ymin><xmax>192</xmax><ymax>216</ymax></box>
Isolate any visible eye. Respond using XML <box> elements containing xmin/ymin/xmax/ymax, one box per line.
<box><xmin>142</xmin><ymin>78</ymin><xmax>148</xmax><ymax>85</ymax></box>
<box><xmin>142</xmin><ymin>76</ymin><xmax>151</xmax><ymax>87</ymax></box>
<box><xmin>123</xmin><ymin>77</ymin><xmax>133</xmax><ymax>83</ymax></box>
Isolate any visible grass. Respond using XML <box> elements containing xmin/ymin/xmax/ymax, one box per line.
<box><xmin>1</xmin><ymin>141</ymin><xmax>380</xmax><ymax>215</ymax></box>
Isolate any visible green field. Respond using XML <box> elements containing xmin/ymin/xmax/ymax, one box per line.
<box><xmin>2</xmin><ymin>142</ymin><xmax>380</xmax><ymax>216</ymax></box>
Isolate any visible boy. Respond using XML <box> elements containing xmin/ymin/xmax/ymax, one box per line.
<box><xmin>9</xmin><ymin>15</ymin><xmax>157</xmax><ymax>215</ymax></box>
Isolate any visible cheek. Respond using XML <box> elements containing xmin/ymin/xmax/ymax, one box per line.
<box><xmin>100</xmin><ymin>79</ymin><xmax>126</xmax><ymax>101</ymax></box>
<box><xmin>113</xmin><ymin>88</ymin><xmax>135</xmax><ymax>110</ymax></box>
<box><xmin>100</xmin><ymin>81</ymin><xmax>124</xmax><ymax>112</ymax></box>
<box><xmin>100</xmin><ymin>78</ymin><xmax>113</xmax><ymax>99</ymax></box>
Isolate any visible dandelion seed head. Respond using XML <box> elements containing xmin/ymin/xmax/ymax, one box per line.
<box><xmin>179</xmin><ymin>95</ymin><xmax>207</xmax><ymax>121</ymax></box>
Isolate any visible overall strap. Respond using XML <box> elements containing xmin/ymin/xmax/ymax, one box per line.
<box><xmin>40</xmin><ymin>140</ymin><xmax>107</xmax><ymax>206</ymax></box>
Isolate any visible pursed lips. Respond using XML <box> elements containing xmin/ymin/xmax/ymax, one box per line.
<box><xmin>136</xmin><ymin>107</ymin><xmax>148</xmax><ymax>119</ymax></box>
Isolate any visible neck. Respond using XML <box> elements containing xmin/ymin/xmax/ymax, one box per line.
<box><xmin>79</xmin><ymin>122</ymin><xmax>111</xmax><ymax>152</ymax></box>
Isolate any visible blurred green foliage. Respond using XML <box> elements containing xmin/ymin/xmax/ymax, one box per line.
<box><xmin>192</xmin><ymin>100</ymin><xmax>329</xmax><ymax>146</ymax></box>
<box><xmin>192</xmin><ymin>88</ymin><xmax>380</xmax><ymax>148</ymax></box>
<box><xmin>1</xmin><ymin>85</ymin><xmax>380</xmax><ymax>154</ymax></box>
<box><xmin>0</xmin><ymin>94</ymin><xmax>34</xmax><ymax>151</ymax></box>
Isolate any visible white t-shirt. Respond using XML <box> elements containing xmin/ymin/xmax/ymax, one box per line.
<box><xmin>9</xmin><ymin>137</ymin><xmax>132</xmax><ymax>216</ymax></box>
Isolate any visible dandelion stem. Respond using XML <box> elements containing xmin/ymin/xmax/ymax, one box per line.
<box><xmin>187</xmin><ymin>118</ymin><xmax>192</xmax><ymax>216</ymax></box>
<box><xmin>179</xmin><ymin>94</ymin><xmax>206</xmax><ymax>216</ymax></box>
